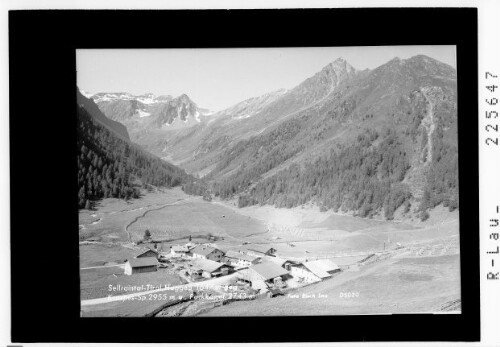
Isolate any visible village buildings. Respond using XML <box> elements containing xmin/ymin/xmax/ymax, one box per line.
<box><xmin>122</xmin><ymin>240</ymin><xmax>342</xmax><ymax>300</ymax></box>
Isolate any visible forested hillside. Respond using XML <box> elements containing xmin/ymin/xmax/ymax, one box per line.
<box><xmin>204</xmin><ymin>55</ymin><xmax>459</xmax><ymax>220</ymax></box>
<box><xmin>77</xmin><ymin>105</ymin><xmax>191</xmax><ymax>209</ymax></box>
<box><xmin>233</xmin><ymin>127</ymin><xmax>458</xmax><ymax>220</ymax></box>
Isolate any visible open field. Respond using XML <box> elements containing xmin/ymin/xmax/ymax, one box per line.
<box><xmin>79</xmin><ymin>243</ymin><xmax>139</xmax><ymax>267</ymax></box>
<box><xmin>127</xmin><ymin>200</ymin><xmax>267</xmax><ymax>242</ymax></box>
<box><xmin>78</xmin><ymin>188</ymin><xmax>188</xmax><ymax>242</ymax></box>
<box><xmin>79</xmin><ymin>188</ymin><xmax>461</xmax><ymax>316</ymax></box>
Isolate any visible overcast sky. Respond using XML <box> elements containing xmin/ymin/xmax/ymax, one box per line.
<box><xmin>77</xmin><ymin>46</ymin><xmax>456</xmax><ymax>112</ymax></box>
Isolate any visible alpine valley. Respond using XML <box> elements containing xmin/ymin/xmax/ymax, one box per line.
<box><xmin>78</xmin><ymin>53</ymin><xmax>461</xmax><ymax>317</ymax></box>
<box><xmin>87</xmin><ymin>55</ymin><xmax>458</xmax><ymax>221</ymax></box>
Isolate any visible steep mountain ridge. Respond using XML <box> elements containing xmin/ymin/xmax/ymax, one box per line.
<box><xmin>125</xmin><ymin>57</ymin><xmax>360</xmax><ymax>172</ymax></box>
<box><xmin>76</xmin><ymin>89</ymin><xmax>131</xmax><ymax>141</ymax></box>
<box><xmin>76</xmin><ymin>92</ymin><xmax>196</xmax><ymax>209</ymax></box>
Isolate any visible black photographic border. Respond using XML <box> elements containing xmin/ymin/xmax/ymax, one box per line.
<box><xmin>9</xmin><ymin>8</ymin><xmax>479</xmax><ymax>343</ymax></box>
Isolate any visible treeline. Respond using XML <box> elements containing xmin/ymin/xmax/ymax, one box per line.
<box><xmin>236</xmin><ymin>129</ymin><xmax>413</xmax><ymax>219</ymax></box>
<box><xmin>210</xmin><ymin>118</ymin><xmax>458</xmax><ymax>220</ymax></box>
<box><xmin>182</xmin><ymin>179</ymin><xmax>209</xmax><ymax>196</ymax></box>
<box><xmin>77</xmin><ymin>105</ymin><xmax>189</xmax><ymax>209</ymax></box>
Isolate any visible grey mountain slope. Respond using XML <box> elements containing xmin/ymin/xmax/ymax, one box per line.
<box><xmin>76</xmin><ymin>88</ymin><xmax>130</xmax><ymax>141</ymax></box>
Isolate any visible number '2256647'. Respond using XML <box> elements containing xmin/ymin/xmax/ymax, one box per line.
<box><xmin>485</xmin><ymin>72</ymin><xmax>498</xmax><ymax>146</ymax></box>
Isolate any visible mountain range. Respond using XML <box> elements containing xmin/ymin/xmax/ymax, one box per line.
<box><xmin>82</xmin><ymin>55</ymin><xmax>458</xmax><ymax>219</ymax></box>
<box><xmin>89</xmin><ymin>92</ymin><xmax>214</xmax><ymax>134</ymax></box>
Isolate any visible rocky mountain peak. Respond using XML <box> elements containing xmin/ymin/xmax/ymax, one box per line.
<box><xmin>323</xmin><ymin>57</ymin><xmax>357</xmax><ymax>75</ymax></box>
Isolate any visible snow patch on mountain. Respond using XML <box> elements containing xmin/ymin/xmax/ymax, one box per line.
<box><xmin>92</xmin><ymin>92</ymin><xmax>173</xmax><ymax>104</ymax></box>
<box><xmin>136</xmin><ymin>109</ymin><xmax>151</xmax><ymax>118</ymax></box>
<box><xmin>80</xmin><ymin>90</ymin><xmax>94</xmax><ymax>99</ymax></box>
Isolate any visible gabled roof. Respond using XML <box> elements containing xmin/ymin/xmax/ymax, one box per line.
<box><xmin>225</xmin><ymin>250</ymin><xmax>260</xmax><ymax>262</ymax></box>
<box><xmin>190</xmin><ymin>245</ymin><xmax>224</xmax><ymax>257</ymax></box>
<box><xmin>135</xmin><ymin>248</ymin><xmax>158</xmax><ymax>258</ymax></box>
<box><xmin>302</xmin><ymin>259</ymin><xmax>340</xmax><ymax>278</ymax></box>
<box><xmin>190</xmin><ymin>258</ymin><xmax>231</xmax><ymax>273</ymax></box>
<box><xmin>127</xmin><ymin>257</ymin><xmax>158</xmax><ymax>268</ymax></box>
<box><xmin>250</xmin><ymin>262</ymin><xmax>289</xmax><ymax>281</ymax></box>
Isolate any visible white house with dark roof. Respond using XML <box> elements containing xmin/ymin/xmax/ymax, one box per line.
<box><xmin>170</xmin><ymin>245</ymin><xmax>190</xmax><ymax>257</ymax></box>
<box><xmin>224</xmin><ymin>250</ymin><xmax>261</xmax><ymax>267</ymax></box>
<box><xmin>189</xmin><ymin>245</ymin><xmax>225</xmax><ymax>262</ymax></box>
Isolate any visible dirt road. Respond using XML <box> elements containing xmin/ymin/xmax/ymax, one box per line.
<box><xmin>124</xmin><ymin>197</ymin><xmax>193</xmax><ymax>242</ymax></box>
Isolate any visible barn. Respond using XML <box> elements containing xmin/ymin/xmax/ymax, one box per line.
<box><xmin>135</xmin><ymin>248</ymin><xmax>159</xmax><ymax>259</ymax></box>
<box><xmin>124</xmin><ymin>257</ymin><xmax>158</xmax><ymax>275</ymax></box>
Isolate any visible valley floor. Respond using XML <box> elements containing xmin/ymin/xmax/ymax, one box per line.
<box><xmin>79</xmin><ymin>187</ymin><xmax>460</xmax><ymax>317</ymax></box>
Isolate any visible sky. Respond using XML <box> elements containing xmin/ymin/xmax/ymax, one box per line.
<box><xmin>77</xmin><ymin>46</ymin><xmax>456</xmax><ymax>112</ymax></box>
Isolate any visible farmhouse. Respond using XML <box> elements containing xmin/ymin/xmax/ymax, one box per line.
<box><xmin>189</xmin><ymin>245</ymin><xmax>225</xmax><ymax>262</ymax></box>
<box><xmin>135</xmin><ymin>248</ymin><xmax>159</xmax><ymax>259</ymax></box>
<box><xmin>170</xmin><ymin>245</ymin><xmax>190</xmax><ymax>257</ymax></box>
<box><xmin>224</xmin><ymin>250</ymin><xmax>261</xmax><ymax>267</ymax></box>
<box><xmin>189</xmin><ymin>258</ymin><xmax>234</xmax><ymax>278</ymax></box>
<box><xmin>246</xmin><ymin>245</ymin><xmax>277</xmax><ymax>257</ymax></box>
<box><xmin>239</xmin><ymin>262</ymin><xmax>291</xmax><ymax>291</ymax></box>
<box><xmin>124</xmin><ymin>257</ymin><xmax>158</xmax><ymax>275</ymax></box>
<box><xmin>301</xmin><ymin>259</ymin><xmax>340</xmax><ymax>279</ymax></box>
